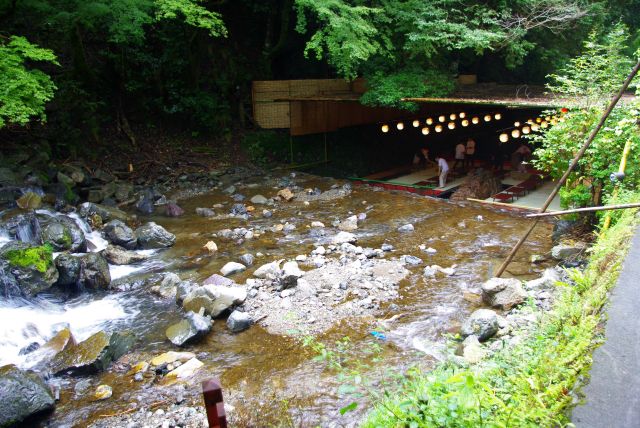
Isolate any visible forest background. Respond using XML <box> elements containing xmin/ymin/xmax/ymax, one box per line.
<box><xmin>1</xmin><ymin>0</ymin><xmax>640</xmax><ymax>163</ymax></box>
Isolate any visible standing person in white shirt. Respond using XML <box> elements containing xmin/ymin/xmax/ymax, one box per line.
<box><xmin>435</xmin><ymin>155</ymin><xmax>449</xmax><ymax>188</ymax></box>
<box><xmin>465</xmin><ymin>137</ymin><xmax>476</xmax><ymax>169</ymax></box>
<box><xmin>454</xmin><ymin>142</ymin><xmax>466</xmax><ymax>172</ymax></box>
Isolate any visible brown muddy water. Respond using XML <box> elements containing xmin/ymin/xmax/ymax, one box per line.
<box><xmin>23</xmin><ymin>174</ymin><xmax>553</xmax><ymax>427</ymax></box>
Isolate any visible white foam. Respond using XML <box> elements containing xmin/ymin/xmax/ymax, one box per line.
<box><xmin>0</xmin><ymin>296</ymin><xmax>134</xmax><ymax>368</ymax></box>
<box><xmin>85</xmin><ymin>231</ymin><xmax>109</xmax><ymax>252</ymax></box>
<box><xmin>109</xmin><ymin>264</ymin><xmax>147</xmax><ymax>281</ymax></box>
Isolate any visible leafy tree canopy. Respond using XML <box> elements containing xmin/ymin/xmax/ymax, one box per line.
<box><xmin>296</xmin><ymin>0</ymin><xmax>594</xmax><ymax>108</ymax></box>
<box><xmin>0</xmin><ymin>36</ymin><xmax>58</xmax><ymax>128</ymax></box>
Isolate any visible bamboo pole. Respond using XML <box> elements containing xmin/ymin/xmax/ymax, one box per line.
<box><xmin>495</xmin><ymin>59</ymin><xmax>640</xmax><ymax>278</ymax></box>
<box><xmin>526</xmin><ymin>202</ymin><xmax>640</xmax><ymax>218</ymax></box>
<box><xmin>601</xmin><ymin>139</ymin><xmax>633</xmax><ymax>230</ymax></box>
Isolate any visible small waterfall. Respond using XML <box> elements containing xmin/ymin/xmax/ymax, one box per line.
<box><xmin>11</xmin><ymin>213</ymin><xmax>43</xmax><ymax>245</ymax></box>
<box><xmin>0</xmin><ymin>294</ymin><xmax>136</xmax><ymax>368</ymax></box>
<box><xmin>0</xmin><ymin>262</ymin><xmax>23</xmax><ymax>298</ymax></box>
<box><xmin>67</xmin><ymin>212</ymin><xmax>108</xmax><ymax>252</ymax></box>
<box><xmin>0</xmin><ymin>229</ymin><xmax>10</xmax><ymax>245</ymax></box>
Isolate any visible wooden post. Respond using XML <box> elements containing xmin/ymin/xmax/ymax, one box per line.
<box><xmin>495</xmin><ymin>59</ymin><xmax>640</xmax><ymax>277</ymax></box>
<box><xmin>202</xmin><ymin>378</ymin><xmax>227</xmax><ymax>428</ymax></box>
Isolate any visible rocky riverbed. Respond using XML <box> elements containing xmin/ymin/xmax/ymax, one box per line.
<box><xmin>0</xmin><ymin>158</ymin><xmax>588</xmax><ymax>427</ymax></box>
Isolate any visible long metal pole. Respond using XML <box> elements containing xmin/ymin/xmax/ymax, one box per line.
<box><xmin>495</xmin><ymin>60</ymin><xmax>640</xmax><ymax>277</ymax></box>
<box><xmin>526</xmin><ymin>202</ymin><xmax>640</xmax><ymax>218</ymax></box>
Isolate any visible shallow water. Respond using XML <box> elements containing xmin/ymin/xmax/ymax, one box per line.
<box><xmin>0</xmin><ymin>174</ymin><xmax>553</xmax><ymax>427</ymax></box>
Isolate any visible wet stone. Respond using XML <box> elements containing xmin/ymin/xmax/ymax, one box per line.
<box><xmin>165</xmin><ymin>312</ymin><xmax>212</xmax><ymax>347</ymax></box>
<box><xmin>103</xmin><ymin>220</ymin><xmax>137</xmax><ymax>250</ymax></box>
<box><xmin>0</xmin><ymin>364</ymin><xmax>55</xmax><ymax>427</ymax></box>
<box><xmin>195</xmin><ymin>207</ymin><xmax>215</xmax><ymax>217</ymax></box>
<box><xmin>226</xmin><ymin>310</ymin><xmax>252</xmax><ymax>333</ymax></box>
<box><xmin>135</xmin><ymin>222</ymin><xmax>176</xmax><ymax>249</ymax></box>
<box><xmin>50</xmin><ymin>330</ymin><xmax>135</xmax><ymax>375</ymax></box>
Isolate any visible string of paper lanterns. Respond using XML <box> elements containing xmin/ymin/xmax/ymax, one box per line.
<box><xmin>380</xmin><ymin>110</ymin><xmax>505</xmax><ymax>135</ymax></box>
<box><xmin>496</xmin><ymin>109</ymin><xmax>568</xmax><ymax>143</ymax></box>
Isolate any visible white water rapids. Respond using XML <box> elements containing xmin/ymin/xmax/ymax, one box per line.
<box><xmin>0</xmin><ymin>211</ymin><xmax>163</xmax><ymax>369</ymax></box>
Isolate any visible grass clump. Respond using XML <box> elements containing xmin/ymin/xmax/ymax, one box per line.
<box><xmin>363</xmin><ymin>201</ymin><xmax>638</xmax><ymax>427</ymax></box>
<box><xmin>5</xmin><ymin>243</ymin><xmax>54</xmax><ymax>273</ymax></box>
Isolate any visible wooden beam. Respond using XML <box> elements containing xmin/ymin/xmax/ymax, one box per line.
<box><xmin>526</xmin><ymin>203</ymin><xmax>640</xmax><ymax>218</ymax></box>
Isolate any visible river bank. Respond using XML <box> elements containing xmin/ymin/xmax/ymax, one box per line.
<box><xmin>0</xmin><ymin>156</ymin><xmax>582</xmax><ymax>427</ymax></box>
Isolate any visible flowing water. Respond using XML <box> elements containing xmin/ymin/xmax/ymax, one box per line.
<box><xmin>0</xmin><ymin>174</ymin><xmax>553</xmax><ymax>427</ymax></box>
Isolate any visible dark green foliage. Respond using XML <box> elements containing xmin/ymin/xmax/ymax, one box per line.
<box><xmin>360</xmin><ymin>68</ymin><xmax>455</xmax><ymax>111</ymax></box>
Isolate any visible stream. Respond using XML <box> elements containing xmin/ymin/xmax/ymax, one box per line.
<box><xmin>0</xmin><ymin>173</ymin><xmax>553</xmax><ymax>427</ymax></box>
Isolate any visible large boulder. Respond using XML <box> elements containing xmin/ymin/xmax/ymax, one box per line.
<box><xmin>135</xmin><ymin>222</ymin><xmax>176</xmax><ymax>249</ymax></box>
<box><xmin>78</xmin><ymin>202</ymin><xmax>129</xmax><ymax>224</ymax></box>
<box><xmin>79</xmin><ymin>253</ymin><xmax>111</xmax><ymax>289</ymax></box>
<box><xmin>0</xmin><ymin>242</ymin><xmax>57</xmax><ymax>296</ymax></box>
<box><xmin>103</xmin><ymin>220</ymin><xmax>137</xmax><ymax>250</ymax></box>
<box><xmin>41</xmin><ymin>217</ymin><xmax>86</xmax><ymax>253</ymax></box>
<box><xmin>103</xmin><ymin>245</ymin><xmax>149</xmax><ymax>265</ymax></box>
<box><xmin>50</xmin><ymin>330</ymin><xmax>135</xmax><ymax>375</ymax></box>
<box><xmin>481</xmin><ymin>277</ymin><xmax>527</xmax><ymax>310</ymax></box>
<box><xmin>181</xmin><ymin>284</ymin><xmax>247</xmax><ymax>318</ymax></box>
<box><xmin>461</xmin><ymin>309</ymin><xmax>499</xmax><ymax>341</ymax></box>
<box><xmin>165</xmin><ymin>311</ymin><xmax>212</xmax><ymax>347</ymax></box>
<box><xmin>0</xmin><ymin>364</ymin><xmax>55</xmax><ymax>427</ymax></box>
<box><xmin>55</xmin><ymin>254</ymin><xmax>82</xmax><ymax>286</ymax></box>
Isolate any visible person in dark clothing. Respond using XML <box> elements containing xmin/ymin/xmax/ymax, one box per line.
<box><xmin>412</xmin><ymin>147</ymin><xmax>435</xmax><ymax>169</ymax></box>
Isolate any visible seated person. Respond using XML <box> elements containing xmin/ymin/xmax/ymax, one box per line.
<box><xmin>512</xmin><ymin>144</ymin><xmax>532</xmax><ymax>173</ymax></box>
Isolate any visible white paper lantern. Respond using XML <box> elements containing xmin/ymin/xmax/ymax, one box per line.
<box><xmin>472</xmin><ymin>117</ymin><xmax>480</xmax><ymax>124</ymax></box>
<box><xmin>412</xmin><ymin>120</ymin><xmax>420</xmax><ymax>127</ymax></box>
<box><xmin>461</xmin><ymin>119</ymin><xmax>469</xmax><ymax>127</ymax></box>
<box><xmin>484</xmin><ymin>115</ymin><xmax>492</xmax><ymax>122</ymax></box>
<box><xmin>397</xmin><ymin>122</ymin><xmax>404</xmax><ymax>130</ymax></box>
<box><xmin>511</xmin><ymin>129</ymin><xmax>521</xmax><ymax>138</ymax></box>
<box><xmin>522</xmin><ymin>126</ymin><xmax>531</xmax><ymax>134</ymax></box>
<box><xmin>449</xmin><ymin>113</ymin><xmax>457</xmax><ymax>120</ymax></box>
<box><xmin>435</xmin><ymin>125</ymin><xmax>443</xmax><ymax>133</ymax></box>
<box><xmin>448</xmin><ymin>122</ymin><xmax>455</xmax><ymax>130</ymax></box>
<box><xmin>438</xmin><ymin>115</ymin><xmax>446</xmax><ymax>122</ymax></box>
<box><xmin>494</xmin><ymin>113</ymin><xmax>502</xmax><ymax>120</ymax></box>
<box><xmin>381</xmin><ymin>124</ymin><xmax>389</xmax><ymax>133</ymax></box>
<box><xmin>514</xmin><ymin>121</ymin><xmax>521</xmax><ymax>127</ymax></box>
<box><xmin>421</xmin><ymin>127</ymin><xmax>429</xmax><ymax>135</ymax></box>
<box><xmin>459</xmin><ymin>112</ymin><xmax>466</xmax><ymax>118</ymax></box>
<box><xmin>426</xmin><ymin>118</ymin><xmax>434</xmax><ymax>125</ymax></box>
<box><xmin>499</xmin><ymin>133</ymin><xmax>509</xmax><ymax>143</ymax></box>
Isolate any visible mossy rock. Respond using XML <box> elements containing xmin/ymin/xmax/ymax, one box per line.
<box><xmin>0</xmin><ymin>242</ymin><xmax>57</xmax><ymax>296</ymax></box>
<box><xmin>50</xmin><ymin>330</ymin><xmax>135</xmax><ymax>375</ymax></box>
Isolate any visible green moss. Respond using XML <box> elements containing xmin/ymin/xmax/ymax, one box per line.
<box><xmin>5</xmin><ymin>244</ymin><xmax>54</xmax><ymax>273</ymax></box>
<box><xmin>60</xmin><ymin>229</ymin><xmax>73</xmax><ymax>248</ymax></box>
